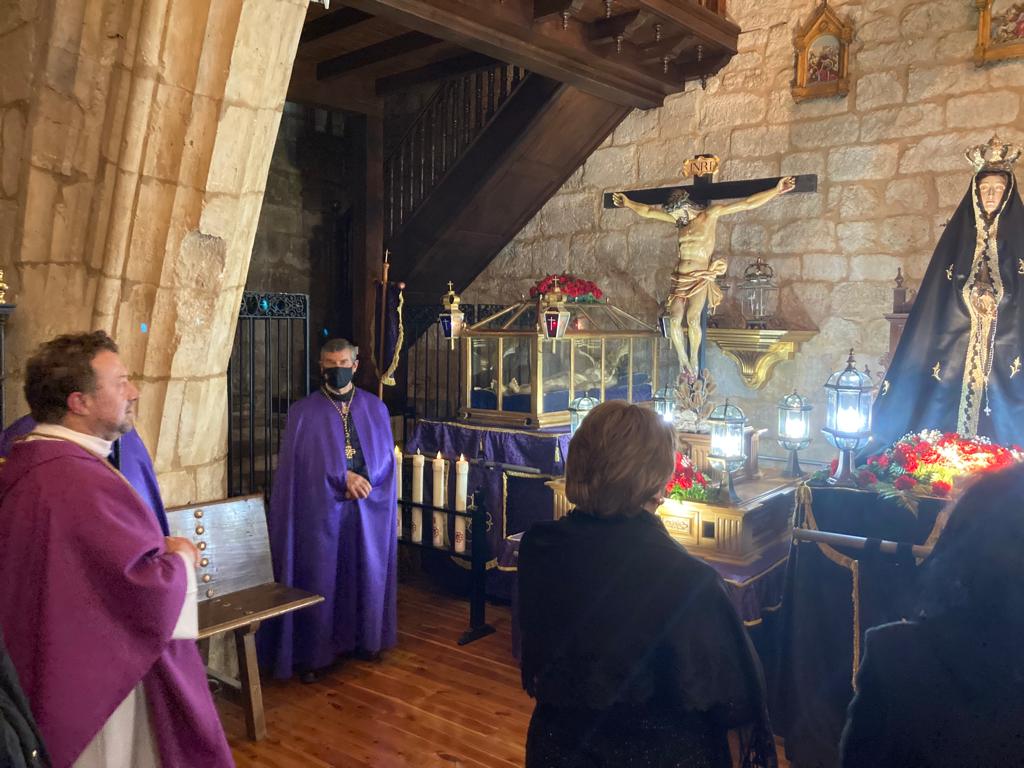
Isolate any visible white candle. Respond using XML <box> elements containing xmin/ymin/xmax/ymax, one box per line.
<box><xmin>432</xmin><ymin>452</ymin><xmax>447</xmax><ymax>548</ymax></box>
<box><xmin>411</xmin><ymin>450</ymin><xmax>424</xmax><ymax>543</ymax></box>
<box><xmin>394</xmin><ymin>445</ymin><xmax>403</xmax><ymax>538</ymax></box>
<box><xmin>784</xmin><ymin>413</ymin><xmax>805</xmax><ymax>440</ymax></box>
<box><xmin>836</xmin><ymin>406</ymin><xmax>864</xmax><ymax>434</ymax></box>
<box><xmin>454</xmin><ymin>454</ymin><xmax>468</xmax><ymax>554</ymax></box>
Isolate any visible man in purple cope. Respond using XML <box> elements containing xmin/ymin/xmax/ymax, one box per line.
<box><xmin>0</xmin><ymin>331</ymin><xmax>234</xmax><ymax>768</ymax></box>
<box><xmin>261</xmin><ymin>338</ymin><xmax>398</xmax><ymax>683</ymax></box>
<box><xmin>0</xmin><ymin>415</ymin><xmax>169</xmax><ymax>535</ymax></box>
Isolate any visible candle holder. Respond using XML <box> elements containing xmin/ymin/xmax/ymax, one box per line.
<box><xmin>777</xmin><ymin>391</ymin><xmax>812</xmax><ymax>478</ymax></box>
<box><xmin>822</xmin><ymin>349</ymin><xmax>873</xmax><ymax>486</ymax></box>
<box><xmin>653</xmin><ymin>386</ymin><xmax>677</xmax><ymax>425</ymax></box>
<box><xmin>708</xmin><ymin>400</ymin><xmax>747</xmax><ymax>505</ymax></box>
<box><xmin>568</xmin><ymin>394</ymin><xmax>599</xmax><ymax>434</ymax></box>
<box><xmin>541</xmin><ymin>279</ymin><xmax>570</xmax><ymax>341</ymax></box>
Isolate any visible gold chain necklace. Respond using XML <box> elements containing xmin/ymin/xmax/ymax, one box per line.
<box><xmin>321</xmin><ymin>387</ymin><xmax>356</xmax><ymax>460</ymax></box>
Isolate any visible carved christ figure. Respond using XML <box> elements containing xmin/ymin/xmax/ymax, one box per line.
<box><xmin>612</xmin><ymin>176</ymin><xmax>796</xmax><ymax>374</ymax></box>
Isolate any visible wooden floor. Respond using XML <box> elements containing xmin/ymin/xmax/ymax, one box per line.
<box><xmin>223</xmin><ymin>581</ymin><xmax>790</xmax><ymax>768</ymax></box>
<box><xmin>223</xmin><ymin>581</ymin><xmax>530</xmax><ymax>767</ymax></box>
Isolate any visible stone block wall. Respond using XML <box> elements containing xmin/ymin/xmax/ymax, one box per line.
<box><xmin>466</xmin><ymin>0</ymin><xmax>1024</xmax><ymax>462</ymax></box>
<box><xmin>0</xmin><ymin>0</ymin><xmax>307</xmax><ymax>504</ymax></box>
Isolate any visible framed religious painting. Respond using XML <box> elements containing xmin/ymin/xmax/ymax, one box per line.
<box><xmin>975</xmin><ymin>0</ymin><xmax>1024</xmax><ymax>64</ymax></box>
<box><xmin>791</xmin><ymin>1</ymin><xmax>853</xmax><ymax>102</ymax></box>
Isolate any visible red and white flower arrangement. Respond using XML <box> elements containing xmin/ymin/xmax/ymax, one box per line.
<box><xmin>815</xmin><ymin>430</ymin><xmax>1023</xmax><ymax>510</ymax></box>
<box><xmin>665</xmin><ymin>451</ymin><xmax>716</xmax><ymax>503</ymax></box>
<box><xmin>529</xmin><ymin>274</ymin><xmax>604</xmax><ymax>303</ymax></box>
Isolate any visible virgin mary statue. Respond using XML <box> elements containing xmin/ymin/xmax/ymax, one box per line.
<box><xmin>870</xmin><ymin>136</ymin><xmax>1024</xmax><ymax>451</ymax></box>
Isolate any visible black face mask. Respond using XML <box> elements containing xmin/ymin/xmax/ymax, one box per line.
<box><xmin>324</xmin><ymin>366</ymin><xmax>354</xmax><ymax>390</ymax></box>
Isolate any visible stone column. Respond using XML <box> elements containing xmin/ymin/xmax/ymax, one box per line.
<box><xmin>0</xmin><ymin>0</ymin><xmax>307</xmax><ymax>503</ymax></box>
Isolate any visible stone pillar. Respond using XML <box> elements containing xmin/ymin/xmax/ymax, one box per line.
<box><xmin>0</xmin><ymin>0</ymin><xmax>307</xmax><ymax>503</ymax></box>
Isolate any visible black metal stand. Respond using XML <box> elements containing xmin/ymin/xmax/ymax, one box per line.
<box><xmin>782</xmin><ymin>448</ymin><xmax>804</xmax><ymax>478</ymax></box>
<box><xmin>458</xmin><ymin>494</ymin><xmax>496</xmax><ymax>646</ymax></box>
<box><xmin>395</xmin><ymin>490</ymin><xmax>495</xmax><ymax>646</ymax></box>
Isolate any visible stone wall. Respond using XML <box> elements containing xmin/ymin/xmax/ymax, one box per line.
<box><xmin>465</xmin><ymin>0</ymin><xmax>1024</xmax><ymax>462</ymax></box>
<box><xmin>0</xmin><ymin>0</ymin><xmax>307</xmax><ymax>503</ymax></box>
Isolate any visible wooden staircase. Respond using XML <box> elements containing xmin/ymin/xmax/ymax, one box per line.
<box><xmin>384</xmin><ymin>63</ymin><xmax>631</xmax><ymax>302</ymax></box>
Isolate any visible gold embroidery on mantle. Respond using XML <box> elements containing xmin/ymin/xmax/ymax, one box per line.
<box><xmin>1012</xmin><ymin>356</ymin><xmax>1022</xmax><ymax>379</ymax></box>
<box><xmin>945</xmin><ymin>265</ymin><xmax>954</xmax><ymax>281</ymax></box>
<box><xmin>881</xmin><ymin>380</ymin><xmax>890</xmax><ymax>396</ymax></box>
<box><xmin>931</xmin><ymin>362</ymin><xmax>942</xmax><ymax>381</ymax></box>
<box><xmin>1018</xmin><ymin>258</ymin><xmax>1024</xmax><ymax>275</ymax></box>
<box><xmin>957</xmin><ymin>179</ymin><xmax>1009</xmax><ymax>435</ymax></box>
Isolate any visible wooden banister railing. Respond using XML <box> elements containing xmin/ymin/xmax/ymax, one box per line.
<box><xmin>384</xmin><ymin>63</ymin><xmax>529</xmax><ymax>241</ymax></box>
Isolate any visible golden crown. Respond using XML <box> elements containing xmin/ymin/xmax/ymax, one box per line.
<box><xmin>965</xmin><ymin>135</ymin><xmax>1022</xmax><ymax>173</ymax></box>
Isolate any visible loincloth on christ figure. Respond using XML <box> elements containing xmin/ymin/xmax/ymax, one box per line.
<box><xmin>668</xmin><ymin>258</ymin><xmax>727</xmax><ymax>311</ymax></box>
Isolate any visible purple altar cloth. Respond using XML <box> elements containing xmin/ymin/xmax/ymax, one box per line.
<box><xmin>502</xmin><ymin>531</ymin><xmax>789</xmax><ymax>658</ymax></box>
<box><xmin>0</xmin><ymin>414</ymin><xmax>169</xmax><ymax>535</ymax></box>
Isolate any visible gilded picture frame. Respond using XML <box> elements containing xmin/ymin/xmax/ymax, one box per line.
<box><xmin>975</xmin><ymin>0</ymin><xmax>1024</xmax><ymax>64</ymax></box>
<box><xmin>791</xmin><ymin>1</ymin><xmax>852</xmax><ymax>102</ymax></box>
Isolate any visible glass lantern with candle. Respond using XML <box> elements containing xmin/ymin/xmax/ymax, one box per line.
<box><xmin>439</xmin><ymin>282</ymin><xmax>464</xmax><ymax>350</ymax></box>
<box><xmin>777</xmin><ymin>391</ymin><xmax>812</xmax><ymax>477</ymax></box>
<box><xmin>822</xmin><ymin>349</ymin><xmax>874</xmax><ymax>486</ymax></box>
<box><xmin>708</xmin><ymin>400</ymin><xmax>747</xmax><ymax>504</ymax></box>
<box><xmin>542</xmin><ymin>281</ymin><xmax>570</xmax><ymax>341</ymax></box>
<box><xmin>568</xmin><ymin>394</ymin><xmax>599</xmax><ymax>434</ymax></box>
<box><xmin>653</xmin><ymin>386</ymin><xmax>677</xmax><ymax>425</ymax></box>
<box><xmin>737</xmin><ymin>256</ymin><xmax>779</xmax><ymax>329</ymax></box>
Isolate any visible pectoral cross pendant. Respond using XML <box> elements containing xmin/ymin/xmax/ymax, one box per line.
<box><xmin>345</xmin><ymin>444</ymin><xmax>356</xmax><ymax>460</ymax></box>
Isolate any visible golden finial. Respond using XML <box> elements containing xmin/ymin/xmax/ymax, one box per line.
<box><xmin>0</xmin><ymin>269</ymin><xmax>7</xmax><ymax>303</ymax></box>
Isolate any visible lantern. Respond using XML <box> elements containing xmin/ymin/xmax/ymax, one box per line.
<box><xmin>708</xmin><ymin>400</ymin><xmax>747</xmax><ymax>504</ymax></box>
<box><xmin>569</xmin><ymin>395</ymin><xmax>599</xmax><ymax>434</ymax></box>
<box><xmin>777</xmin><ymin>391</ymin><xmax>812</xmax><ymax>477</ymax></box>
<box><xmin>822</xmin><ymin>349</ymin><xmax>874</xmax><ymax>486</ymax></box>
<box><xmin>658</xmin><ymin>301</ymin><xmax>672</xmax><ymax>339</ymax></box>
<box><xmin>438</xmin><ymin>282</ymin><xmax>464</xmax><ymax>350</ymax></box>
<box><xmin>737</xmin><ymin>256</ymin><xmax>779</xmax><ymax>329</ymax></box>
<box><xmin>541</xmin><ymin>279</ymin><xmax>570</xmax><ymax>341</ymax></box>
<box><xmin>653</xmin><ymin>386</ymin><xmax>677</xmax><ymax>424</ymax></box>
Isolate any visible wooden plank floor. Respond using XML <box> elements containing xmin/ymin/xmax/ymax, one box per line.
<box><xmin>222</xmin><ymin>581</ymin><xmax>791</xmax><ymax>767</ymax></box>
<box><xmin>223</xmin><ymin>581</ymin><xmax>530</xmax><ymax>767</ymax></box>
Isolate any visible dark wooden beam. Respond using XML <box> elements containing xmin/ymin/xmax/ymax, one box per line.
<box><xmin>532</xmin><ymin>0</ymin><xmax>584</xmax><ymax>21</ymax></box>
<box><xmin>637</xmin><ymin>0</ymin><xmax>739</xmax><ymax>52</ymax></box>
<box><xmin>300</xmin><ymin>8</ymin><xmax>373</xmax><ymax>45</ymax></box>
<box><xmin>316</xmin><ymin>31</ymin><xmax>444</xmax><ymax>80</ymax></box>
<box><xmin>587</xmin><ymin>11</ymin><xmax>642</xmax><ymax>44</ymax></box>
<box><xmin>341</xmin><ymin>0</ymin><xmax>712</xmax><ymax>107</ymax></box>
<box><xmin>601</xmin><ymin>174</ymin><xmax>819</xmax><ymax>208</ymax></box>
<box><xmin>375</xmin><ymin>51</ymin><xmax>497</xmax><ymax>95</ymax></box>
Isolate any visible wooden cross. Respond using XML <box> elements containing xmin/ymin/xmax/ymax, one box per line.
<box><xmin>602</xmin><ymin>153</ymin><xmax>817</xmax><ymax>208</ymax></box>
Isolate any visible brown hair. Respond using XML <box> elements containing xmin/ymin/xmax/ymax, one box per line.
<box><xmin>565</xmin><ymin>400</ymin><xmax>675</xmax><ymax>518</ymax></box>
<box><xmin>25</xmin><ymin>331</ymin><xmax>120</xmax><ymax>423</ymax></box>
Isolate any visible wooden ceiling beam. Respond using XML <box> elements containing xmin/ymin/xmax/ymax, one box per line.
<box><xmin>587</xmin><ymin>11</ymin><xmax>642</xmax><ymax>44</ymax></box>
<box><xmin>375</xmin><ymin>52</ymin><xmax>498</xmax><ymax>95</ymax></box>
<box><xmin>316</xmin><ymin>31</ymin><xmax>444</xmax><ymax>80</ymax></box>
<box><xmin>532</xmin><ymin>0</ymin><xmax>585</xmax><ymax>22</ymax></box>
<box><xmin>338</xmin><ymin>0</ymin><xmax>734</xmax><ymax>107</ymax></box>
<box><xmin>300</xmin><ymin>8</ymin><xmax>373</xmax><ymax>45</ymax></box>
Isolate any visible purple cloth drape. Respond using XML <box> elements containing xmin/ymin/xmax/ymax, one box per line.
<box><xmin>261</xmin><ymin>389</ymin><xmax>398</xmax><ymax>678</ymax></box>
<box><xmin>0</xmin><ymin>440</ymin><xmax>232</xmax><ymax>768</ymax></box>
<box><xmin>0</xmin><ymin>415</ymin><xmax>169</xmax><ymax>535</ymax></box>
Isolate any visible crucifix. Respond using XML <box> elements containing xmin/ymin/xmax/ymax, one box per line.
<box><xmin>604</xmin><ymin>156</ymin><xmax>817</xmax><ymax>375</ymax></box>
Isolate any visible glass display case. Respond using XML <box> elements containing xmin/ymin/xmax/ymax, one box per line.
<box><xmin>463</xmin><ymin>299</ymin><xmax>661</xmax><ymax>428</ymax></box>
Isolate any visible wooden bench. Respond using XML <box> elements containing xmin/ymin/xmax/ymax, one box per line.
<box><xmin>166</xmin><ymin>495</ymin><xmax>323</xmax><ymax>740</ymax></box>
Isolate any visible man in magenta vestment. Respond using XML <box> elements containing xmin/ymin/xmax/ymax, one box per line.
<box><xmin>0</xmin><ymin>331</ymin><xmax>233</xmax><ymax>768</ymax></box>
<box><xmin>0</xmin><ymin>415</ymin><xmax>169</xmax><ymax>535</ymax></box>
<box><xmin>261</xmin><ymin>338</ymin><xmax>398</xmax><ymax>682</ymax></box>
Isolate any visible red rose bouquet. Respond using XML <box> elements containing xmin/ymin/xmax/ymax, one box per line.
<box><xmin>665</xmin><ymin>451</ymin><xmax>716</xmax><ymax>503</ymax></box>
<box><xmin>529</xmin><ymin>274</ymin><xmax>604</xmax><ymax>303</ymax></box>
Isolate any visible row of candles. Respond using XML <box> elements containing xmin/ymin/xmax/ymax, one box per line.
<box><xmin>393</xmin><ymin>447</ymin><xmax>470</xmax><ymax>553</ymax></box>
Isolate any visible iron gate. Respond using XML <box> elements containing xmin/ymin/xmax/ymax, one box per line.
<box><xmin>227</xmin><ymin>291</ymin><xmax>310</xmax><ymax>497</ymax></box>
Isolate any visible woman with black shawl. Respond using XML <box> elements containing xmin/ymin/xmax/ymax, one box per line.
<box><xmin>518</xmin><ymin>400</ymin><xmax>777</xmax><ymax>768</ymax></box>
<box><xmin>840</xmin><ymin>463</ymin><xmax>1024</xmax><ymax>766</ymax></box>
<box><xmin>869</xmin><ymin>136</ymin><xmax>1024</xmax><ymax>451</ymax></box>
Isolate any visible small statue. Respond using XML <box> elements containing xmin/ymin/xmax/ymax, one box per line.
<box><xmin>612</xmin><ymin>176</ymin><xmax>796</xmax><ymax>374</ymax></box>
